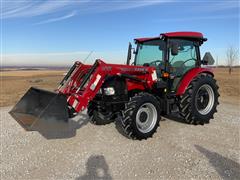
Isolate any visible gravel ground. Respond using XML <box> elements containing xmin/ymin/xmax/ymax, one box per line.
<box><xmin>1</xmin><ymin>100</ymin><xmax>240</xmax><ymax>180</ymax></box>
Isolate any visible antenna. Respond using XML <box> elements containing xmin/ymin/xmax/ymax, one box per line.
<box><xmin>83</xmin><ymin>51</ymin><xmax>94</xmax><ymax>64</ymax></box>
<box><xmin>216</xmin><ymin>55</ymin><xmax>218</xmax><ymax>68</ymax></box>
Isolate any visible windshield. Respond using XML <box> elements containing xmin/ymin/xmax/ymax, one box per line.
<box><xmin>135</xmin><ymin>39</ymin><xmax>166</xmax><ymax>66</ymax></box>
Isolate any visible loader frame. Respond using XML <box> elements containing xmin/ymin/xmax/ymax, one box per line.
<box><xmin>58</xmin><ymin>59</ymin><xmax>157</xmax><ymax>113</ymax></box>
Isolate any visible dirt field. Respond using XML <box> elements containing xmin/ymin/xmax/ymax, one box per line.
<box><xmin>1</xmin><ymin>102</ymin><xmax>239</xmax><ymax>179</ymax></box>
<box><xmin>0</xmin><ymin>67</ymin><xmax>239</xmax><ymax>107</ymax></box>
<box><xmin>214</xmin><ymin>68</ymin><xmax>240</xmax><ymax>104</ymax></box>
<box><xmin>0</xmin><ymin>70</ymin><xmax>66</xmax><ymax>107</ymax></box>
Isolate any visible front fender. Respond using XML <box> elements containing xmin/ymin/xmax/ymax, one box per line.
<box><xmin>176</xmin><ymin>67</ymin><xmax>214</xmax><ymax>96</ymax></box>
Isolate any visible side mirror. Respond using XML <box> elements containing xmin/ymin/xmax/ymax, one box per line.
<box><xmin>171</xmin><ymin>42</ymin><xmax>179</xmax><ymax>56</ymax></box>
<box><xmin>202</xmin><ymin>52</ymin><xmax>215</xmax><ymax>65</ymax></box>
<box><xmin>126</xmin><ymin>42</ymin><xmax>132</xmax><ymax>65</ymax></box>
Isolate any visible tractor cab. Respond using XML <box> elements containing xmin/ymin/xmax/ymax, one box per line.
<box><xmin>128</xmin><ymin>32</ymin><xmax>213</xmax><ymax>91</ymax></box>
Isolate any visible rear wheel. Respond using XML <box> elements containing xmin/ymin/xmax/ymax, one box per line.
<box><xmin>179</xmin><ymin>74</ymin><xmax>219</xmax><ymax>125</ymax></box>
<box><xmin>120</xmin><ymin>92</ymin><xmax>161</xmax><ymax>140</ymax></box>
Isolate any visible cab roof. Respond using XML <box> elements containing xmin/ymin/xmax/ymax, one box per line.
<box><xmin>134</xmin><ymin>31</ymin><xmax>207</xmax><ymax>43</ymax></box>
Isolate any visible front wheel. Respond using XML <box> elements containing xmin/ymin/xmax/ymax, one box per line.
<box><xmin>120</xmin><ymin>92</ymin><xmax>161</xmax><ymax>140</ymax></box>
<box><xmin>179</xmin><ymin>74</ymin><xmax>219</xmax><ymax>125</ymax></box>
<box><xmin>87</xmin><ymin>102</ymin><xmax>114</xmax><ymax>125</ymax></box>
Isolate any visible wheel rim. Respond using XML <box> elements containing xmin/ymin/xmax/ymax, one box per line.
<box><xmin>136</xmin><ymin>103</ymin><xmax>158</xmax><ymax>133</ymax></box>
<box><xmin>195</xmin><ymin>84</ymin><xmax>215</xmax><ymax>115</ymax></box>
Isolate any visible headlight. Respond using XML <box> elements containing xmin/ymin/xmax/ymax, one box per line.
<box><xmin>103</xmin><ymin>87</ymin><xmax>115</xmax><ymax>95</ymax></box>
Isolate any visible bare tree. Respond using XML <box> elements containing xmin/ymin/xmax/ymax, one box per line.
<box><xmin>226</xmin><ymin>46</ymin><xmax>239</xmax><ymax>74</ymax></box>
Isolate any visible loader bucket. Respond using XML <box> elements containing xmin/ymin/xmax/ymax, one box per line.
<box><xmin>9</xmin><ymin>87</ymin><xmax>70</xmax><ymax>132</ymax></box>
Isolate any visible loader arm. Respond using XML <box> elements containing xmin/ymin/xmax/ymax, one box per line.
<box><xmin>64</xmin><ymin>60</ymin><xmax>108</xmax><ymax>112</ymax></box>
<box><xmin>58</xmin><ymin>59</ymin><xmax>156</xmax><ymax>113</ymax></box>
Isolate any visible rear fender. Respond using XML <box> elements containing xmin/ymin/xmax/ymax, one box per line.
<box><xmin>176</xmin><ymin>67</ymin><xmax>214</xmax><ymax>96</ymax></box>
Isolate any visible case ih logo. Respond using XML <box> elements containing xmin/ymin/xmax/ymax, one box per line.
<box><xmin>120</xmin><ymin>67</ymin><xmax>146</xmax><ymax>72</ymax></box>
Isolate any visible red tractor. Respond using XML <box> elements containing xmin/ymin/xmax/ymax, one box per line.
<box><xmin>10</xmin><ymin>31</ymin><xmax>219</xmax><ymax>140</ymax></box>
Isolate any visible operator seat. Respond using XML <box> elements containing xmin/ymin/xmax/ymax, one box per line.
<box><xmin>172</xmin><ymin>61</ymin><xmax>185</xmax><ymax>75</ymax></box>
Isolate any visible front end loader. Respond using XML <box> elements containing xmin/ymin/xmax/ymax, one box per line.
<box><xmin>10</xmin><ymin>60</ymin><xmax>157</xmax><ymax>133</ymax></box>
<box><xmin>10</xmin><ymin>31</ymin><xmax>219</xmax><ymax>140</ymax></box>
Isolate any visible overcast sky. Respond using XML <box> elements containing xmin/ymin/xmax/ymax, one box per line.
<box><xmin>1</xmin><ymin>0</ymin><xmax>239</xmax><ymax>66</ymax></box>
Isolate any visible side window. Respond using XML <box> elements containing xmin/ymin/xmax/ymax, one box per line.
<box><xmin>169</xmin><ymin>39</ymin><xmax>197</xmax><ymax>75</ymax></box>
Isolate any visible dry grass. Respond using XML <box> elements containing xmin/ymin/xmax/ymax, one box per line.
<box><xmin>0</xmin><ymin>70</ymin><xmax>66</xmax><ymax>107</ymax></box>
<box><xmin>214</xmin><ymin>68</ymin><xmax>240</xmax><ymax>104</ymax></box>
<box><xmin>1</xmin><ymin>70</ymin><xmax>65</xmax><ymax>77</ymax></box>
<box><xmin>0</xmin><ymin>68</ymin><xmax>239</xmax><ymax>107</ymax></box>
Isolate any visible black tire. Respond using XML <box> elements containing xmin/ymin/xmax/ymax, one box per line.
<box><xmin>179</xmin><ymin>74</ymin><xmax>219</xmax><ymax>125</ymax></box>
<box><xmin>87</xmin><ymin>102</ymin><xmax>114</xmax><ymax>125</ymax></box>
<box><xmin>120</xmin><ymin>92</ymin><xmax>161</xmax><ymax>140</ymax></box>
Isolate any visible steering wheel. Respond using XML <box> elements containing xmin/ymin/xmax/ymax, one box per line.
<box><xmin>149</xmin><ymin>60</ymin><xmax>162</xmax><ymax>66</ymax></box>
<box><xmin>179</xmin><ymin>58</ymin><xmax>197</xmax><ymax>68</ymax></box>
<box><xmin>172</xmin><ymin>58</ymin><xmax>197</xmax><ymax>76</ymax></box>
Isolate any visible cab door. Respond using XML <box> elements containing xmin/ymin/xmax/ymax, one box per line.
<box><xmin>168</xmin><ymin>39</ymin><xmax>199</xmax><ymax>91</ymax></box>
